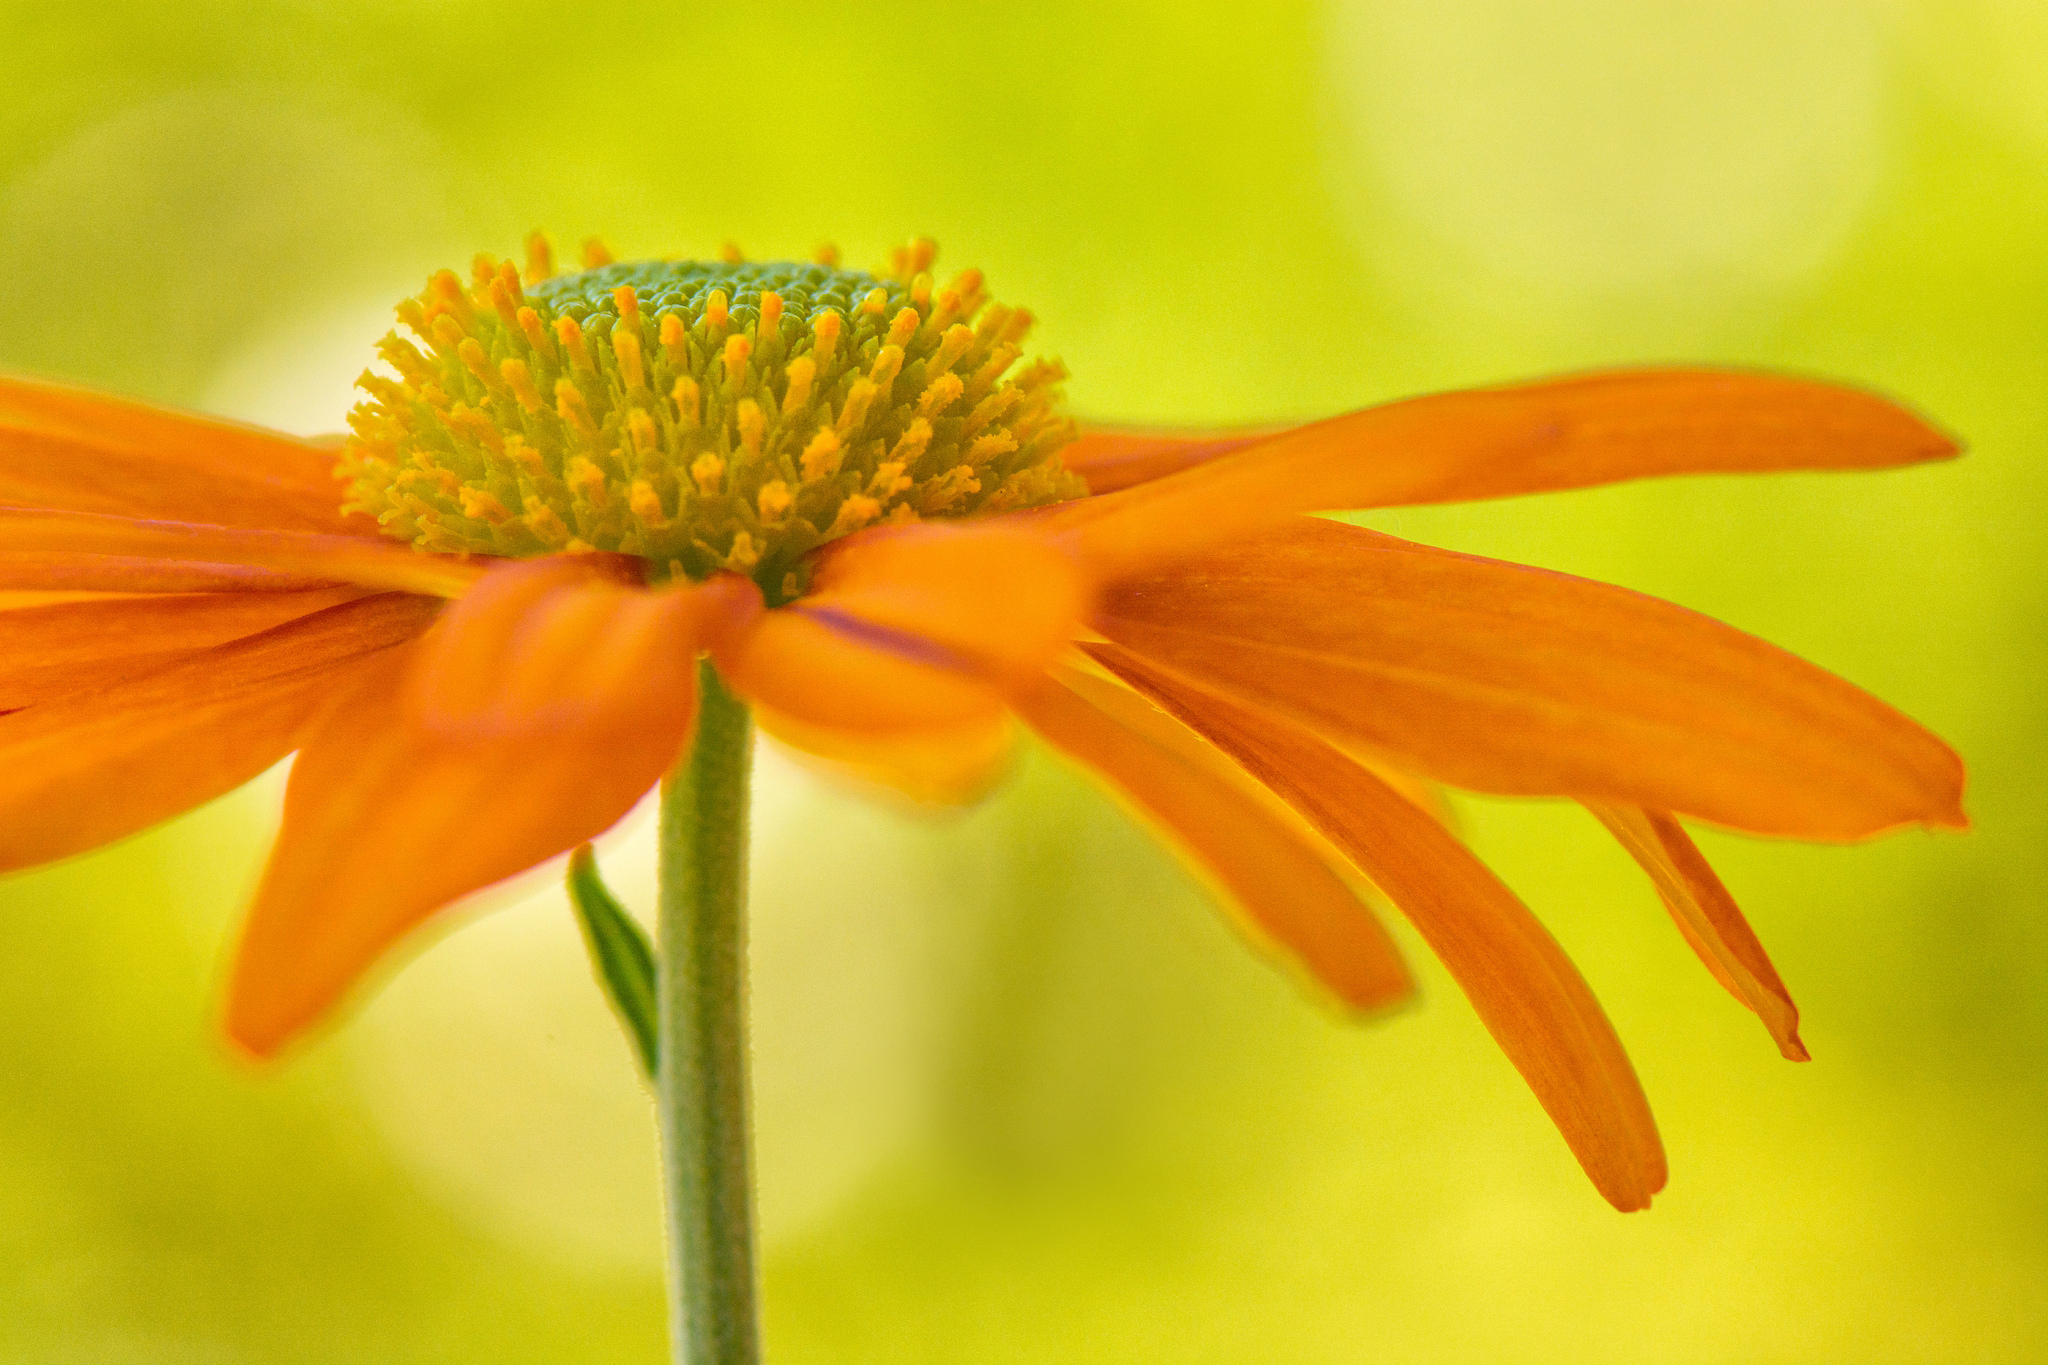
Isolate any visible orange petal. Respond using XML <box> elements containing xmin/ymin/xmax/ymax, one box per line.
<box><xmin>226</xmin><ymin>574</ymin><xmax>718</xmax><ymax>1055</ymax></box>
<box><xmin>0</xmin><ymin>593</ymin><xmax>438</xmax><ymax>872</ymax></box>
<box><xmin>403</xmin><ymin>555</ymin><xmax>726</xmax><ymax>739</ymax></box>
<box><xmin>0</xmin><ymin>374</ymin><xmax>366</xmax><ymax>534</ymax></box>
<box><xmin>755</xmin><ymin>703</ymin><xmax>1019</xmax><ymax>807</ymax></box>
<box><xmin>0</xmin><ymin>507</ymin><xmax>484</xmax><ymax>597</ymax></box>
<box><xmin>1015</xmin><ymin>664</ymin><xmax>1413</xmax><ymax>1012</ymax></box>
<box><xmin>713</xmin><ymin>523</ymin><xmax>1088</xmax><ymax>732</ymax></box>
<box><xmin>0</xmin><ymin>586</ymin><xmax>366</xmax><ymax>710</ymax></box>
<box><xmin>1061</xmin><ymin>425</ymin><xmax>1275</xmax><ymax>494</ymax></box>
<box><xmin>0</xmin><ymin>551</ymin><xmax>337</xmax><ymax>593</ymax></box>
<box><xmin>804</xmin><ymin>521</ymin><xmax>1091</xmax><ymax>683</ymax></box>
<box><xmin>1048</xmin><ymin>369</ymin><xmax>1958</xmax><ymax>580</ymax></box>
<box><xmin>1092</xmin><ymin>642</ymin><xmax>1666</xmax><ymax>1211</ymax></box>
<box><xmin>1092</xmin><ymin>518</ymin><xmax>1966</xmax><ymax>840</ymax></box>
<box><xmin>1587</xmin><ymin>803</ymin><xmax>1807</xmax><ymax>1061</ymax></box>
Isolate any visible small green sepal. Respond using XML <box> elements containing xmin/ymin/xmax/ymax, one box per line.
<box><xmin>567</xmin><ymin>844</ymin><xmax>659</xmax><ymax>1077</ymax></box>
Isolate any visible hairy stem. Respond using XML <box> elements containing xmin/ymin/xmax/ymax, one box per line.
<box><xmin>656</xmin><ymin>660</ymin><xmax>758</xmax><ymax>1365</ymax></box>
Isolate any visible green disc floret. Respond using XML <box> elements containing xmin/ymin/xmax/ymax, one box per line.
<box><xmin>339</xmin><ymin>236</ymin><xmax>1084</xmax><ymax>600</ymax></box>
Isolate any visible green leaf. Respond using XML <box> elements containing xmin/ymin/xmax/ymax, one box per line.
<box><xmin>566</xmin><ymin>844</ymin><xmax>659</xmax><ymax>1078</ymax></box>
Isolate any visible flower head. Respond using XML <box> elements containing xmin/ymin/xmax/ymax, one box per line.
<box><xmin>0</xmin><ymin>236</ymin><xmax>1965</xmax><ymax>1210</ymax></box>
<box><xmin>343</xmin><ymin>236</ymin><xmax>1079</xmax><ymax>596</ymax></box>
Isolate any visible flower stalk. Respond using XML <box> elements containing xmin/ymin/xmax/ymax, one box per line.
<box><xmin>656</xmin><ymin>660</ymin><xmax>759</xmax><ymax>1365</ymax></box>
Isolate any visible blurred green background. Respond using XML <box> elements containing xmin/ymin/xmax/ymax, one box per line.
<box><xmin>1</xmin><ymin>1</ymin><xmax>2043</xmax><ymax>1360</ymax></box>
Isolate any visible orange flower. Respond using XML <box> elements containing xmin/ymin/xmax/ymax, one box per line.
<box><xmin>0</xmin><ymin>238</ymin><xmax>1964</xmax><ymax>1212</ymax></box>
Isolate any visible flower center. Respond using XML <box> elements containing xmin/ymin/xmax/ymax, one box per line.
<box><xmin>340</xmin><ymin>236</ymin><xmax>1084</xmax><ymax>599</ymax></box>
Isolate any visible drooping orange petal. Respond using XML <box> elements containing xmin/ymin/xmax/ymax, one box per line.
<box><xmin>713</xmin><ymin>523</ymin><xmax>1088</xmax><ymax>732</ymax></box>
<box><xmin>226</xmin><ymin>573</ymin><xmax>719</xmax><ymax>1056</ymax></box>
<box><xmin>0</xmin><ymin>593</ymin><xmax>438</xmax><ymax>872</ymax></box>
<box><xmin>1092</xmin><ymin>642</ymin><xmax>1666</xmax><ymax>1211</ymax></box>
<box><xmin>803</xmin><ymin>521</ymin><xmax>1092</xmax><ymax>683</ymax></box>
<box><xmin>1047</xmin><ymin>369</ymin><xmax>1958</xmax><ymax>580</ymax></box>
<box><xmin>1092</xmin><ymin>517</ymin><xmax>1966</xmax><ymax>840</ymax></box>
<box><xmin>1015</xmin><ymin>664</ymin><xmax>1413</xmax><ymax>1012</ymax></box>
<box><xmin>0</xmin><ymin>507</ymin><xmax>484</xmax><ymax>597</ymax></box>
<box><xmin>1586</xmin><ymin>803</ymin><xmax>1807</xmax><ymax>1061</ymax></box>
<box><xmin>755</xmin><ymin>704</ymin><xmax>1020</xmax><ymax>807</ymax></box>
<box><xmin>0</xmin><ymin>374</ymin><xmax>363</xmax><ymax>534</ymax></box>
<box><xmin>1061</xmin><ymin>426</ymin><xmax>1275</xmax><ymax>494</ymax></box>
<box><xmin>0</xmin><ymin>586</ymin><xmax>366</xmax><ymax>710</ymax></box>
<box><xmin>0</xmin><ymin>551</ymin><xmax>337</xmax><ymax>593</ymax></box>
<box><xmin>402</xmin><ymin>555</ymin><xmax>734</xmax><ymax>739</ymax></box>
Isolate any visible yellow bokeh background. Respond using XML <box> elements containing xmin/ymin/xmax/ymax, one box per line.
<box><xmin>1</xmin><ymin>2</ymin><xmax>2043</xmax><ymax>1360</ymax></box>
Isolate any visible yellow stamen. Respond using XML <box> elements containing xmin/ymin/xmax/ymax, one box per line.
<box><xmin>691</xmin><ymin>452</ymin><xmax>726</xmax><ymax>496</ymax></box>
<box><xmin>781</xmin><ymin>356</ymin><xmax>816</xmax><ymax>415</ymax></box>
<box><xmin>736</xmin><ymin>399</ymin><xmax>765</xmax><ymax>457</ymax></box>
<box><xmin>660</xmin><ymin>313</ymin><xmax>688</xmax><ymax>369</ymax></box>
<box><xmin>613</xmin><ymin>326</ymin><xmax>646</xmax><ymax>390</ymax></box>
<box><xmin>524</xmin><ymin>233</ymin><xmax>555</xmax><ymax>285</ymax></box>
<box><xmin>501</xmin><ymin>358</ymin><xmax>543</xmax><ymax>412</ymax></box>
<box><xmin>556</xmin><ymin>316</ymin><xmax>594</xmax><ymax>373</ymax></box>
<box><xmin>799</xmin><ymin>429</ymin><xmax>842</xmax><ymax>481</ymax></box>
<box><xmin>672</xmin><ymin>376</ymin><xmax>702</xmax><ymax>429</ymax></box>
<box><xmin>580</xmin><ymin>237</ymin><xmax>615</xmax><ymax>269</ymax></box>
<box><xmin>722</xmin><ymin>335</ymin><xmax>752</xmax><ymax>390</ymax></box>
<box><xmin>827</xmin><ymin>495</ymin><xmax>881</xmax><ymax>536</ymax></box>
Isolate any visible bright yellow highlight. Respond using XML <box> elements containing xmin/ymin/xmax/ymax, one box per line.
<box><xmin>339</xmin><ymin>236</ymin><xmax>1084</xmax><ymax>600</ymax></box>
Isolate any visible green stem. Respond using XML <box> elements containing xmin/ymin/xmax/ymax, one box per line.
<box><xmin>657</xmin><ymin>660</ymin><xmax>759</xmax><ymax>1365</ymax></box>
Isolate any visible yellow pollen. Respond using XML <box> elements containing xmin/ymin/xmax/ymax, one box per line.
<box><xmin>719</xmin><ymin>241</ymin><xmax>745</xmax><ymax>264</ymax></box>
<box><xmin>500</xmin><ymin>358</ymin><xmax>543</xmax><ymax>411</ymax></box>
<box><xmin>429</xmin><ymin>270</ymin><xmax>475</xmax><ymax>329</ymax></box>
<box><xmin>928</xmin><ymin>323</ymin><xmax>974</xmax><ymax>376</ymax></box>
<box><xmin>723</xmin><ymin>531</ymin><xmax>760</xmax><ymax>572</ymax></box>
<box><xmin>810</xmin><ymin>311</ymin><xmax>842</xmax><ymax>366</ymax></box>
<box><xmin>736</xmin><ymin>399</ymin><xmax>765</xmax><ymax>456</ymax></box>
<box><xmin>799</xmin><ymin>430</ymin><xmax>842</xmax><ymax>481</ymax></box>
<box><xmin>782</xmin><ymin>356</ymin><xmax>816</xmax><ymax>414</ymax></box>
<box><xmin>919</xmin><ymin>372</ymin><xmax>964</xmax><ymax>419</ymax></box>
<box><xmin>828</xmin><ymin>495</ymin><xmax>881</xmax><ymax>536</ymax></box>
<box><xmin>524</xmin><ymin>232</ymin><xmax>555</xmax><ymax>285</ymax></box>
<box><xmin>756</xmin><ymin>480</ymin><xmax>793</xmax><ymax>523</ymax></box>
<box><xmin>813</xmin><ymin>242</ymin><xmax>841</xmax><ymax>266</ymax></box>
<box><xmin>555</xmin><ymin>316</ymin><xmax>594</xmax><ymax>372</ymax></box>
<box><xmin>613</xmin><ymin>327</ymin><xmax>646</xmax><ymax>389</ymax></box>
<box><xmin>836</xmin><ymin>379</ymin><xmax>878</xmax><ymax>436</ymax></box>
<box><xmin>691</xmin><ymin>452</ymin><xmax>726</xmax><ymax>496</ymax></box>
<box><xmin>489</xmin><ymin>276</ymin><xmax>522</xmax><ymax>332</ymax></box>
<box><xmin>339</xmin><ymin>239</ymin><xmax>1083</xmax><ymax>597</ymax></box>
<box><xmin>672</xmin><ymin>376</ymin><xmax>702</xmax><ymax>428</ymax></box>
<box><xmin>627</xmin><ymin>409</ymin><xmax>660</xmax><ymax>456</ymax></box>
<box><xmin>660</xmin><ymin>313</ymin><xmax>688</xmax><ymax>368</ymax></box>
<box><xmin>580</xmin><ymin>237</ymin><xmax>615</xmax><ymax>269</ymax></box>
<box><xmin>460</xmin><ymin>487</ymin><xmax>513</xmax><ymax>523</ymax></box>
<box><xmin>869</xmin><ymin>344</ymin><xmax>904</xmax><ymax>392</ymax></box>
<box><xmin>566</xmin><ymin>456</ymin><xmax>609</xmax><ymax>507</ymax></box>
<box><xmin>516</xmin><ymin>306</ymin><xmax>556</xmax><ymax>359</ymax></box>
<box><xmin>555</xmin><ymin>380</ymin><xmax>598</xmax><ymax>440</ymax></box>
<box><xmin>721</xmin><ymin>335</ymin><xmax>751</xmax><ymax>389</ymax></box>
<box><xmin>630</xmin><ymin>480</ymin><xmax>668</xmax><ymax>526</ymax></box>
